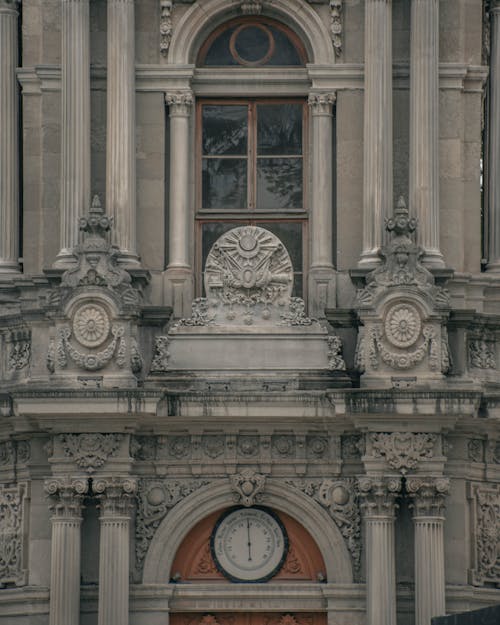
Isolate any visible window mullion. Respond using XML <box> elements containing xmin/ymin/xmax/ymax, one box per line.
<box><xmin>248</xmin><ymin>102</ymin><xmax>256</xmax><ymax>210</ymax></box>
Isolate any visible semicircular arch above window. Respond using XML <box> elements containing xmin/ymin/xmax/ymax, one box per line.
<box><xmin>197</xmin><ymin>17</ymin><xmax>307</xmax><ymax>67</ymax></box>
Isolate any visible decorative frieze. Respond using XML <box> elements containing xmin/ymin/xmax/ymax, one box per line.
<box><xmin>0</xmin><ymin>483</ymin><xmax>27</xmax><ymax>587</ymax></box>
<box><xmin>230</xmin><ymin>469</ymin><xmax>266</xmax><ymax>506</ymax></box>
<box><xmin>469</xmin><ymin>482</ymin><xmax>500</xmax><ymax>586</ymax></box>
<box><xmin>134</xmin><ymin>478</ymin><xmax>211</xmax><ymax>578</ymax></box>
<box><xmin>59</xmin><ymin>433</ymin><xmax>123</xmax><ymax>473</ymax></box>
<box><xmin>286</xmin><ymin>478</ymin><xmax>361</xmax><ymax>575</ymax></box>
<box><xmin>0</xmin><ymin>440</ymin><xmax>30</xmax><ymax>468</ymax></box>
<box><xmin>406</xmin><ymin>477</ymin><xmax>450</xmax><ymax>517</ymax></box>
<box><xmin>369</xmin><ymin>432</ymin><xmax>437</xmax><ymax>474</ymax></box>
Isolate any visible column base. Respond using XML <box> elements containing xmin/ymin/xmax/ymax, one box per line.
<box><xmin>308</xmin><ymin>266</ymin><xmax>336</xmax><ymax>318</ymax></box>
<box><xmin>53</xmin><ymin>250</ymin><xmax>78</xmax><ymax>269</ymax></box>
<box><xmin>358</xmin><ymin>249</ymin><xmax>381</xmax><ymax>269</ymax></box>
<box><xmin>116</xmin><ymin>250</ymin><xmax>141</xmax><ymax>267</ymax></box>
<box><xmin>485</xmin><ymin>259</ymin><xmax>500</xmax><ymax>273</ymax></box>
<box><xmin>421</xmin><ymin>248</ymin><xmax>445</xmax><ymax>268</ymax></box>
<box><xmin>163</xmin><ymin>266</ymin><xmax>194</xmax><ymax>319</ymax></box>
<box><xmin>0</xmin><ymin>260</ymin><xmax>21</xmax><ymax>274</ymax></box>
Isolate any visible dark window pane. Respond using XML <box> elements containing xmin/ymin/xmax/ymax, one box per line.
<box><xmin>257</xmin><ymin>104</ymin><xmax>302</xmax><ymax>155</ymax></box>
<box><xmin>202</xmin><ymin>159</ymin><xmax>247</xmax><ymax>209</ymax></box>
<box><xmin>202</xmin><ymin>105</ymin><xmax>248</xmax><ymax>155</ymax></box>
<box><xmin>204</xmin><ymin>27</ymin><xmax>238</xmax><ymax>66</ymax></box>
<box><xmin>266</xmin><ymin>27</ymin><xmax>303</xmax><ymax>66</ymax></box>
<box><xmin>257</xmin><ymin>158</ymin><xmax>303</xmax><ymax>208</ymax></box>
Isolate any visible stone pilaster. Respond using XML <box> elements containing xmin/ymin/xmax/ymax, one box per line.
<box><xmin>407</xmin><ymin>477</ymin><xmax>450</xmax><ymax>625</ymax></box>
<box><xmin>55</xmin><ymin>0</ymin><xmax>91</xmax><ymax>266</ymax></box>
<box><xmin>359</xmin><ymin>0</ymin><xmax>393</xmax><ymax>267</ymax></box>
<box><xmin>45</xmin><ymin>478</ymin><xmax>89</xmax><ymax>625</ymax></box>
<box><xmin>410</xmin><ymin>0</ymin><xmax>444</xmax><ymax>267</ymax></box>
<box><xmin>358</xmin><ymin>476</ymin><xmax>401</xmax><ymax>625</ymax></box>
<box><xmin>0</xmin><ymin>0</ymin><xmax>20</xmax><ymax>273</ymax></box>
<box><xmin>487</xmin><ymin>2</ymin><xmax>500</xmax><ymax>271</ymax></box>
<box><xmin>308</xmin><ymin>92</ymin><xmax>336</xmax><ymax>316</ymax></box>
<box><xmin>95</xmin><ymin>477</ymin><xmax>137</xmax><ymax>625</ymax></box>
<box><xmin>164</xmin><ymin>91</ymin><xmax>194</xmax><ymax>318</ymax></box>
<box><xmin>106</xmin><ymin>0</ymin><xmax>138</xmax><ymax>264</ymax></box>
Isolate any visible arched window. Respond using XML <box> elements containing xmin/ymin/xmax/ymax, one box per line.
<box><xmin>195</xmin><ymin>19</ymin><xmax>309</xmax><ymax>297</ymax></box>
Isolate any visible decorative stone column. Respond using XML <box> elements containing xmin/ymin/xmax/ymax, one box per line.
<box><xmin>359</xmin><ymin>0</ymin><xmax>393</xmax><ymax>267</ymax></box>
<box><xmin>308</xmin><ymin>92</ymin><xmax>336</xmax><ymax>316</ymax></box>
<box><xmin>409</xmin><ymin>0</ymin><xmax>444</xmax><ymax>267</ymax></box>
<box><xmin>45</xmin><ymin>478</ymin><xmax>89</xmax><ymax>625</ymax></box>
<box><xmin>95</xmin><ymin>477</ymin><xmax>137</xmax><ymax>625</ymax></box>
<box><xmin>358</xmin><ymin>476</ymin><xmax>401</xmax><ymax>625</ymax></box>
<box><xmin>407</xmin><ymin>477</ymin><xmax>450</xmax><ymax>625</ymax></box>
<box><xmin>0</xmin><ymin>0</ymin><xmax>20</xmax><ymax>273</ymax></box>
<box><xmin>165</xmin><ymin>91</ymin><xmax>194</xmax><ymax>318</ymax></box>
<box><xmin>106</xmin><ymin>0</ymin><xmax>138</xmax><ymax>264</ymax></box>
<box><xmin>488</xmin><ymin>1</ymin><xmax>500</xmax><ymax>271</ymax></box>
<box><xmin>55</xmin><ymin>0</ymin><xmax>91</xmax><ymax>266</ymax></box>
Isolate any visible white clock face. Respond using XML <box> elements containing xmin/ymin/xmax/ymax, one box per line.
<box><xmin>211</xmin><ymin>507</ymin><xmax>288</xmax><ymax>582</ymax></box>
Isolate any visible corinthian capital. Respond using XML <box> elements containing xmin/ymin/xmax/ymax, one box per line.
<box><xmin>406</xmin><ymin>477</ymin><xmax>450</xmax><ymax>518</ymax></box>
<box><xmin>308</xmin><ymin>92</ymin><xmax>336</xmax><ymax>115</ymax></box>
<box><xmin>166</xmin><ymin>91</ymin><xmax>194</xmax><ymax>116</ymax></box>
<box><xmin>45</xmin><ymin>477</ymin><xmax>89</xmax><ymax>518</ymax></box>
<box><xmin>94</xmin><ymin>476</ymin><xmax>137</xmax><ymax>516</ymax></box>
<box><xmin>357</xmin><ymin>476</ymin><xmax>402</xmax><ymax>517</ymax></box>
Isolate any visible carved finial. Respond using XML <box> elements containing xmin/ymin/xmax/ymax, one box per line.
<box><xmin>385</xmin><ymin>195</ymin><xmax>418</xmax><ymax>238</ymax></box>
<box><xmin>79</xmin><ymin>194</ymin><xmax>112</xmax><ymax>239</ymax></box>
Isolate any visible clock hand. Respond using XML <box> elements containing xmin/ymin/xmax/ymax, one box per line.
<box><xmin>247</xmin><ymin>519</ymin><xmax>252</xmax><ymax>561</ymax></box>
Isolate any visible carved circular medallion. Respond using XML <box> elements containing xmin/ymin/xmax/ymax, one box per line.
<box><xmin>73</xmin><ymin>303</ymin><xmax>111</xmax><ymax>348</ymax></box>
<box><xmin>384</xmin><ymin>303</ymin><xmax>421</xmax><ymax>348</ymax></box>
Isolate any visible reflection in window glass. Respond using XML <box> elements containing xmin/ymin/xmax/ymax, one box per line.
<box><xmin>202</xmin><ymin>106</ymin><xmax>248</xmax><ymax>155</ymax></box>
<box><xmin>202</xmin><ymin>159</ymin><xmax>247</xmax><ymax>209</ymax></box>
<box><xmin>257</xmin><ymin>104</ymin><xmax>302</xmax><ymax>155</ymax></box>
<box><xmin>257</xmin><ymin>158</ymin><xmax>303</xmax><ymax>209</ymax></box>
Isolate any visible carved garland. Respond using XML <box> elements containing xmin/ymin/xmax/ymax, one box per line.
<box><xmin>56</xmin><ymin>323</ymin><xmax>126</xmax><ymax>371</ymax></box>
<box><xmin>0</xmin><ymin>483</ymin><xmax>27</xmax><ymax>587</ymax></box>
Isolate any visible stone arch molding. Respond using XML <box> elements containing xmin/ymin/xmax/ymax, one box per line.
<box><xmin>142</xmin><ymin>479</ymin><xmax>353</xmax><ymax>584</ymax></box>
<box><xmin>168</xmin><ymin>0</ymin><xmax>335</xmax><ymax>66</ymax></box>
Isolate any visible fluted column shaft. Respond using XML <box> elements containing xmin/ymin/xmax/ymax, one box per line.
<box><xmin>410</xmin><ymin>0</ymin><xmax>444</xmax><ymax>267</ymax></box>
<box><xmin>45</xmin><ymin>479</ymin><xmax>88</xmax><ymax>625</ymax></box>
<box><xmin>359</xmin><ymin>477</ymin><xmax>401</xmax><ymax>625</ymax></box>
<box><xmin>308</xmin><ymin>93</ymin><xmax>335</xmax><ymax>269</ymax></box>
<box><xmin>166</xmin><ymin>92</ymin><xmax>193</xmax><ymax>270</ymax></box>
<box><xmin>408</xmin><ymin>478</ymin><xmax>449</xmax><ymax>625</ymax></box>
<box><xmin>360</xmin><ymin>0</ymin><xmax>393</xmax><ymax>267</ymax></box>
<box><xmin>0</xmin><ymin>0</ymin><xmax>20</xmax><ymax>272</ymax></box>
<box><xmin>96</xmin><ymin>478</ymin><xmax>136</xmax><ymax>625</ymax></box>
<box><xmin>56</xmin><ymin>0</ymin><xmax>91</xmax><ymax>265</ymax></box>
<box><xmin>488</xmin><ymin>3</ymin><xmax>500</xmax><ymax>271</ymax></box>
<box><xmin>106</xmin><ymin>0</ymin><xmax>137</xmax><ymax>263</ymax></box>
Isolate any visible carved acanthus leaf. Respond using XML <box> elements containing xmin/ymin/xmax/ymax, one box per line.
<box><xmin>406</xmin><ymin>477</ymin><xmax>450</xmax><ymax>517</ymax></box>
<box><xmin>369</xmin><ymin>432</ymin><xmax>437</xmax><ymax>474</ymax></box>
<box><xmin>59</xmin><ymin>433</ymin><xmax>123</xmax><ymax>473</ymax></box>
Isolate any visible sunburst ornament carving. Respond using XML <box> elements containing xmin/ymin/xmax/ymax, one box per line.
<box><xmin>384</xmin><ymin>303</ymin><xmax>421</xmax><ymax>348</ymax></box>
<box><xmin>72</xmin><ymin>303</ymin><xmax>111</xmax><ymax>348</ymax></box>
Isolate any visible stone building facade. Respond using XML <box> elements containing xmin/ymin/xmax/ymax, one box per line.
<box><xmin>0</xmin><ymin>1</ymin><xmax>500</xmax><ymax>624</ymax></box>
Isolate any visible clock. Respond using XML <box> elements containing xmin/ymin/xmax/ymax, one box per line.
<box><xmin>210</xmin><ymin>506</ymin><xmax>288</xmax><ymax>582</ymax></box>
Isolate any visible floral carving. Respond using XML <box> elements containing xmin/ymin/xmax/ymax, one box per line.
<box><xmin>240</xmin><ymin>0</ymin><xmax>262</xmax><ymax>14</ymax></box>
<box><xmin>130</xmin><ymin>436</ymin><xmax>157</xmax><ymax>461</ymax></box>
<box><xmin>341</xmin><ymin>435</ymin><xmax>363</xmax><ymax>460</ymax></box>
<box><xmin>94</xmin><ymin>477</ymin><xmax>137</xmax><ymax>516</ymax></box>
<box><xmin>367</xmin><ymin>324</ymin><xmax>440</xmax><ymax>371</ymax></box>
<box><xmin>272</xmin><ymin>435</ymin><xmax>295</xmax><ymax>458</ymax></box>
<box><xmin>469</xmin><ymin>330</ymin><xmax>497</xmax><ymax>369</ymax></box>
<box><xmin>406</xmin><ymin>477</ymin><xmax>450</xmax><ymax>517</ymax></box>
<box><xmin>358</xmin><ymin>477</ymin><xmax>402</xmax><ymax>516</ymax></box>
<box><xmin>369</xmin><ymin>432</ymin><xmax>437</xmax><ymax>473</ymax></box>
<box><xmin>135</xmin><ymin>479</ymin><xmax>211</xmax><ymax>578</ymax></box>
<box><xmin>44</xmin><ymin>478</ymin><xmax>89</xmax><ymax>518</ymax></box>
<box><xmin>0</xmin><ymin>484</ymin><xmax>27</xmax><ymax>587</ymax></box>
<box><xmin>130</xmin><ymin>337</ymin><xmax>143</xmax><ymax>374</ymax></box>
<box><xmin>0</xmin><ymin>442</ymin><xmax>15</xmax><ymax>465</ymax></box>
<box><xmin>286</xmin><ymin>478</ymin><xmax>361</xmax><ymax>576</ymax></box>
<box><xmin>385</xmin><ymin>303</ymin><xmax>422</xmax><ymax>348</ymax></box>
<box><xmin>150</xmin><ymin>336</ymin><xmax>170</xmax><ymax>372</ymax></box>
<box><xmin>57</xmin><ymin>322</ymin><xmax>126</xmax><ymax>371</ymax></box>
<box><xmin>7</xmin><ymin>332</ymin><xmax>31</xmax><ymax>372</ymax></box>
<box><xmin>237</xmin><ymin>436</ymin><xmax>259</xmax><ymax>457</ymax></box>
<box><xmin>468</xmin><ymin>439</ymin><xmax>484</xmax><ymax>463</ymax></box>
<box><xmin>165</xmin><ymin>91</ymin><xmax>193</xmax><ymax>115</ymax></box>
<box><xmin>230</xmin><ymin>469</ymin><xmax>266</xmax><ymax>507</ymax></box>
<box><xmin>202</xmin><ymin>436</ymin><xmax>225</xmax><ymax>459</ymax></box>
<box><xmin>279</xmin><ymin>298</ymin><xmax>314</xmax><ymax>327</ymax></box>
<box><xmin>469</xmin><ymin>483</ymin><xmax>500</xmax><ymax>586</ymax></box>
<box><xmin>194</xmin><ymin>542</ymin><xmax>218</xmax><ymax>574</ymax></box>
<box><xmin>73</xmin><ymin>303</ymin><xmax>111</xmax><ymax>348</ymax></box>
<box><xmin>330</xmin><ymin>1</ymin><xmax>343</xmax><ymax>57</ymax></box>
<box><xmin>327</xmin><ymin>335</ymin><xmax>346</xmax><ymax>370</ymax></box>
<box><xmin>306</xmin><ymin>436</ymin><xmax>329</xmax><ymax>459</ymax></box>
<box><xmin>159</xmin><ymin>0</ymin><xmax>173</xmax><ymax>57</ymax></box>
<box><xmin>167</xmin><ymin>436</ymin><xmax>191</xmax><ymax>459</ymax></box>
<box><xmin>59</xmin><ymin>433</ymin><xmax>123</xmax><ymax>473</ymax></box>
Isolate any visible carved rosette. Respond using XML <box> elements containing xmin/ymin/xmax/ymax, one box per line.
<box><xmin>134</xmin><ymin>478</ymin><xmax>211</xmax><ymax>578</ymax></box>
<box><xmin>406</xmin><ymin>477</ymin><xmax>450</xmax><ymax>518</ymax></box>
<box><xmin>159</xmin><ymin>0</ymin><xmax>173</xmax><ymax>57</ymax></box>
<box><xmin>469</xmin><ymin>482</ymin><xmax>500</xmax><ymax>586</ymax></box>
<box><xmin>59</xmin><ymin>433</ymin><xmax>123</xmax><ymax>473</ymax></box>
<box><xmin>44</xmin><ymin>478</ymin><xmax>89</xmax><ymax>519</ymax></box>
<box><xmin>369</xmin><ymin>432</ymin><xmax>437</xmax><ymax>474</ymax></box>
<box><xmin>230</xmin><ymin>469</ymin><xmax>266</xmax><ymax>506</ymax></box>
<box><xmin>285</xmin><ymin>478</ymin><xmax>361</xmax><ymax>575</ymax></box>
<box><xmin>0</xmin><ymin>483</ymin><xmax>27</xmax><ymax>587</ymax></box>
<box><xmin>94</xmin><ymin>477</ymin><xmax>137</xmax><ymax>517</ymax></box>
<box><xmin>357</xmin><ymin>477</ymin><xmax>402</xmax><ymax>517</ymax></box>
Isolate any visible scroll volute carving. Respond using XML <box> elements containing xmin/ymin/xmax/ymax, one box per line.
<box><xmin>170</xmin><ymin>509</ymin><xmax>325</xmax><ymax>582</ymax></box>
